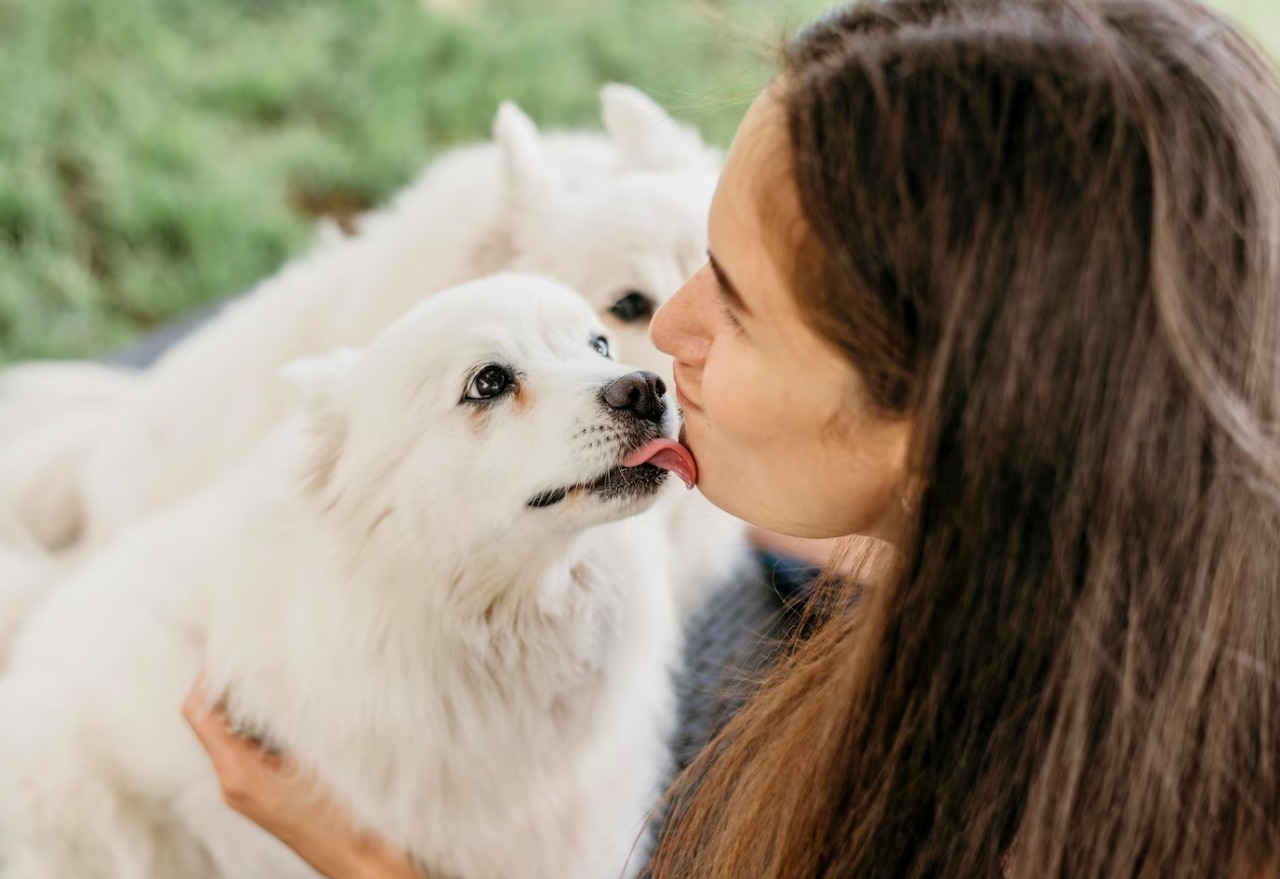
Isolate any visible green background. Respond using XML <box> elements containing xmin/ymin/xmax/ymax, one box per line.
<box><xmin>0</xmin><ymin>0</ymin><xmax>1275</xmax><ymax>362</ymax></box>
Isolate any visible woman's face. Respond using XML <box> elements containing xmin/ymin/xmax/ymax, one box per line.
<box><xmin>651</xmin><ymin>87</ymin><xmax>910</xmax><ymax>540</ymax></box>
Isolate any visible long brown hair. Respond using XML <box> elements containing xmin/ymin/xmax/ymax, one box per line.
<box><xmin>649</xmin><ymin>0</ymin><xmax>1280</xmax><ymax>876</ymax></box>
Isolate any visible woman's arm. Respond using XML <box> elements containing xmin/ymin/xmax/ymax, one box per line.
<box><xmin>182</xmin><ymin>676</ymin><xmax>423</xmax><ymax>879</ymax></box>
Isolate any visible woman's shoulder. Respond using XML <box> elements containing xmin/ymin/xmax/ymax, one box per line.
<box><xmin>671</xmin><ymin>550</ymin><xmax>823</xmax><ymax>772</ymax></box>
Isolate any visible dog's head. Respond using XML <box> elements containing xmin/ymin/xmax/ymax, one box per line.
<box><xmin>494</xmin><ymin>87</ymin><xmax>720</xmax><ymax>383</ymax></box>
<box><xmin>283</xmin><ymin>274</ymin><xmax>695</xmax><ymax>551</ymax></box>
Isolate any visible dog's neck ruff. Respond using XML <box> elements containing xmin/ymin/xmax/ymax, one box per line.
<box><xmin>310</xmin><ymin>500</ymin><xmax>594</xmax><ymax>635</ymax></box>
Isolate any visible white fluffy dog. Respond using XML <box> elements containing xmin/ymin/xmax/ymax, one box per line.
<box><xmin>0</xmin><ymin>274</ymin><xmax>691</xmax><ymax>879</ymax></box>
<box><xmin>0</xmin><ymin>85</ymin><xmax>743</xmax><ymax>616</ymax></box>
<box><xmin>34</xmin><ymin>87</ymin><xmax>716</xmax><ymax>545</ymax></box>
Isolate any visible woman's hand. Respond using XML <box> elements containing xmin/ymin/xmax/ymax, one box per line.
<box><xmin>182</xmin><ymin>675</ymin><xmax>423</xmax><ymax>879</ymax></box>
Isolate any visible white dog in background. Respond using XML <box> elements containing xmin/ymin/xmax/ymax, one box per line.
<box><xmin>0</xmin><ymin>85</ymin><xmax>745</xmax><ymax>618</ymax></box>
<box><xmin>0</xmin><ymin>275</ymin><xmax>692</xmax><ymax>879</ymax></box>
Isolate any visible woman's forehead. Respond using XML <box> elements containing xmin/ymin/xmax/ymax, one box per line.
<box><xmin>709</xmin><ymin>88</ymin><xmax>809</xmax><ymax>322</ymax></box>
<box><xmin>722</xmin><ymin>86</ymin><xmax>794</xmax><ymax>211</ymax></box>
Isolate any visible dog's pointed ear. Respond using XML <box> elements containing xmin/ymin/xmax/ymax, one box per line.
<box><xmin>494</xmin><ymin>101</ymin><xmax>560</xmax><ymax>212</ymax></box>
<box><xmin>601</xmin><ymin>84</ymin><xmax>717</xmax><ymax>172</ymax></box>
<box><xmin>280</xmin><ymin>349</ymin><xmax>360</xmax><ymax>493</ymax></box>
<box><xmin>280</xmin><ymin>348</ymin><xmax>360</xmax><ymax>413</ymax></box>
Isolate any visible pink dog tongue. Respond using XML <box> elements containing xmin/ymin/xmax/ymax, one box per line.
<box><xmin>623</xmin><ymin>439</ymin><xmax>698</xmax><ymax>489</ymax></box>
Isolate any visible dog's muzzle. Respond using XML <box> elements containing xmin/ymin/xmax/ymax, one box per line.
<box><xmin>525</xmin><ymin>371</ymin><xmax>675</xmax><ymax>510</ymax></box>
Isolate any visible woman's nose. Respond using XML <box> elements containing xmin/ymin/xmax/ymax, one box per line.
<box><xmin>650</xmin><ymin>263</ymin><xmax>716</xmax><ymax>366</ymax></box>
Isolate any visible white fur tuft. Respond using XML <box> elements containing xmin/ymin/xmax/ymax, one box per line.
<box><xmin>0</xmin><ymin>363</ymin><xmax>139</xmax><ymax>551</ymax></box>
<box><xmin>279</xmin><ymin>348</ymin><xmax>361</xmax><ymax>412</ymax></box>
<box><xmin>600</xmin><ymin>83</ymin><xmax>720</xmax><ymax>172</ymax></box>
<box><xmin>0</xmin><ymin>543</ymin><xmax>53</xmax><ymax>674</ymax></box>
<box><xmin>493</xmin><ymin>100</ymin><xmax>560</xmax><ymax>209</ymax></box>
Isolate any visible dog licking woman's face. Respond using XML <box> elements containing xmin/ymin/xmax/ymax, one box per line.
<box><xmin>283</xmin><ymin>274</ymin><xmax>690</xmax><ymax>556</ymax></box>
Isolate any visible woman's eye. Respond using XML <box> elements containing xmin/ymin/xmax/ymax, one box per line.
<box><xmin>712</xmin><ymin>277</ymin><xmax>745</xmax><ymax>334</ymax></box>
<box><xmin>590</xmin><ymin>335</ymin><xmax>612</xmax><ymax>358</ymax></box>
<box><xmin>465</xmin><ymin>365</ymin><xmax>513</xmax><ymax>401</ymax></box>
<box><xmin>609</xmin><ymin>291</ymin><xmax>654</xmax><ymax>323</ymax></box>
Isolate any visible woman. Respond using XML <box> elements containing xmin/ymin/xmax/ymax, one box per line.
<box><xmin>185</xmin><ymin>0</ymin><xmax>1280</xmax><ymax>875</ymax></box>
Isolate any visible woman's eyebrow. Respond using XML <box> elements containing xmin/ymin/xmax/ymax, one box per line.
<box><xmin>707</xmin><ymin>251</ymin><xmax>754</xmax><ymax>318</ymax></box>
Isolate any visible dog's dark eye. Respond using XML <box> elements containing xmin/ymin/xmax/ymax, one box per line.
<box><xmin>591</xmin><ymin>335</ymin><xmax>612</xmax><ymax>358</ymax></box>
<box><xmin>609</xmin><ymin>291</ymin><xmax>654</xmax><ymax>324</ymax></box>
<box><xmin>464</xmin><ymin>365</ymin><xmax>513</xmax><ymax>401</ymax></box>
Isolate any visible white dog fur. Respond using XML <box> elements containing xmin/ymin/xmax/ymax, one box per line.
<box><xmin>0</xmin><ymin>85</ymin><xmax>745</xmax><ymax>617</ymax></box>
<box><xmin>0</xmin><ymin>541</ymin><xmax>50</xmax><ymax>675</ymax></box>
<box><xmin>0</xmin><ymin>362</ymin><xmax>141</xmax><ymax>552</ymax></box>
<box><xmin>0</xmin><ymin>275</ymin><xmax>680</xmax><ymax>879</ymax></box>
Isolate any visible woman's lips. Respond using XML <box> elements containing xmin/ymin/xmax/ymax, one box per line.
<box><xmin>672</xmin><ymin>373</ymin><xmax>702</xmax><ymax>414</ymax></box>
<box><xmin>675</xmin><ymin>385</ymin><xmax>700</xmax><ymax>413</ymax></box>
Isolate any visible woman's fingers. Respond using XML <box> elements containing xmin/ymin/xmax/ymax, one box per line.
<box><xmin>181</xmin><ymin>673</ymin><xmax>286</xmax><ymax>810</ymax></box>
<box><xmin>181</xmin><ymin>673</ymin><xmax>423</xmax><ymax>878</ymax></box>
<box><xmin>181</xmin><ymin>673</ymin><xmax>224</xmax><ymax>758</ymax></box>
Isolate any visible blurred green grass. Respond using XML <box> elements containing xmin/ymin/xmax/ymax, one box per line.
<box><xmin>0</xmin><ymin>0</ymin><xmax>1275</xmax><ymax>361</ymax></box>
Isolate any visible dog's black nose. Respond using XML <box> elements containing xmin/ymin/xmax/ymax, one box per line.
<box><xmin>602</xmin><ymin>371</ymin><xmax>667</xmax><ymax>423</ymax></box>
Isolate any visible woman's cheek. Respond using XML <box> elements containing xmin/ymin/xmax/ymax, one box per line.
<box><xmin>704</xmin><ymin>349</ymin><xmax>783</xmax><ymax>445</ymax></box>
